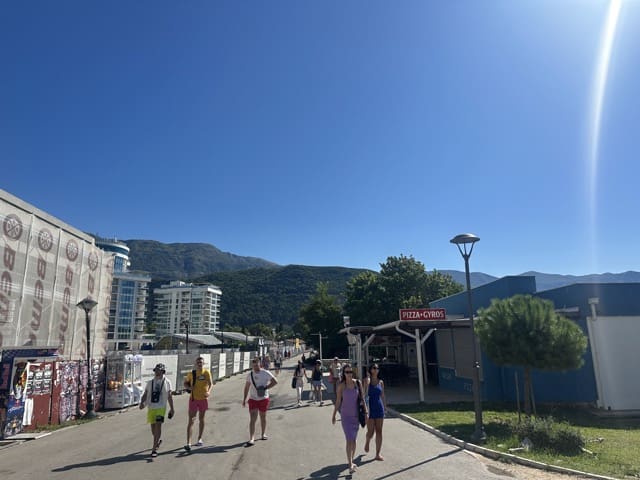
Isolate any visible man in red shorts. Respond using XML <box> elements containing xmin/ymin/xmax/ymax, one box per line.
<box><xmin>242</xmin><ymin>357</ymin><xmax>277</xmax><ymax>446</ymax></box>
<box><xmin>183</xmin><ymin>356</ymin><xmax>213</xmax><ymax>451</ymax></box>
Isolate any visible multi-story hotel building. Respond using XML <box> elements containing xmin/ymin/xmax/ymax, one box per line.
<box><xmin>153</xmin><ymin>281</ymin><xmax>222</xmax><ymax>336</ymax></box>
<box><xmin>95</xmin><ymin>238</ymin><xmax>151</xmax><ymax>350</ymax></box>
<box><xmin>0</xmin><ymin>189</ymin><xmax>113</xmax><ymax>360</ymax></box>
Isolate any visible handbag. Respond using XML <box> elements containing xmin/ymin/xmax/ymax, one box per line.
<box><xmin>356</xmin><ymin>380</ymin><xmax>366</xmax><ymax>428</ymax></box>
<box><xmin>291</xmin><ymin>376</ymin><xmax>297</xmax><ymax>389</ymax></box>
<box><xmin>251</xmin><ymin>372</ymin><xmax>266</xmax><ymax>398</ymax></box>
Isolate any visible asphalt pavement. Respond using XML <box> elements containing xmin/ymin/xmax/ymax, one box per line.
<box><xmin>0</xmin><ymin>355</ymin><xmax>537</xmax><ymax>480</ymax></box>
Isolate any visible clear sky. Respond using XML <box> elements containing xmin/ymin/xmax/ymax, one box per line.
<box><xmin>2</xmin><ymin>1</ymin><xmax>638</xmax><ymax>277</ymax></box>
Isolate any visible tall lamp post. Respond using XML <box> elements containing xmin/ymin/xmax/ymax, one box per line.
<box><xmin>450</xmin><ymin>233</ymin><xmax>486</xmax><ymax>443</ymax></box>
<box><xmin>76</xmin><ymin>297</ymin><xmax>98</xmax><ymax>419</ymax></box>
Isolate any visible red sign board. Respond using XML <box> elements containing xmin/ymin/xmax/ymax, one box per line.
<box><xmin>399</xmin><ymin>308</ymin><xmax>446</xmax><ymax>321</ymax></box>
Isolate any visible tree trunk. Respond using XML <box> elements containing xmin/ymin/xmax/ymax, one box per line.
<box><xmin>523</xmin><ymin>367</ymin><xmax>532</xmax><ymax>416</ymax></box>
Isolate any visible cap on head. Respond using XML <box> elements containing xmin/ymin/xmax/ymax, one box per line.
<box><xmin>154</xmin><ymin>363</ymin><xmax>166</xmax><ymax>373</ymax></box>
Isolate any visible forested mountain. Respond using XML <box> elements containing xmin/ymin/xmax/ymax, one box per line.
<box><xmin>126</xmin><ymin>239</ymin><xmax>278</xmax><ymax>280</ymax></box>
<box><xmin>124</xmin><ymin>239</ymin><xmax>640</xmax><ymax>329</ymax></box>
<box><xmin>193</xmin><ymin>265</ymin><xmax>371</xmax><ymax>327</ymax></box>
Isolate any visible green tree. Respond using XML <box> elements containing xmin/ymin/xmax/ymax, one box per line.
<box><xmin>343</xmin><ymin>271</ymin><xmax>385</xmax><ymax>326</ymax></box>
<box><xmin>298</xmin><ymin>282</ymin><xmax>345</xmax><ymax>357</ymax></box>
<box><xmin>344</xmin><ymin>255</ymin><xmax>463</xmax><ymax>326</ymax></box>
<box><xmin>476</xmin><ymin>294</ymin><xmax>588</xmax><ymax>415</ymax></box>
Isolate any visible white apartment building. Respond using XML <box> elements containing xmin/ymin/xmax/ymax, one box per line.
<box><xmin>96</xmin><ymin>237</ymin><xmax>151</xmax><ymax>351</ymax></box>
<box><xmin>153</xmin><ymin>281</ymin><xmax>222</xmax><ymax>336</ymax></box>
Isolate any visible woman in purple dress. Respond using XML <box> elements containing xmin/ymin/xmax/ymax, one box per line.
<box><xmin>331</xmin><ymin>363</ymin><xmax>368</xmax><ymax>473</ymax></box>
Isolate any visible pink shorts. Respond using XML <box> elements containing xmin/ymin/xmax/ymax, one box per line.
<box><xmin>189</xmin><ymin>398</ymin><xmax>209</xmax><ymax>413</ymax></box>
<box><xmin>248</xmin><ymin>398</ymin><xmax>270</xmax><ymax>412</ymax></box>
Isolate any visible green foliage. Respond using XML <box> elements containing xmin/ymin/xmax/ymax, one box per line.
<box><xmin>298</xmin><ymin>283</ymin><xmax>345</xmax><ymax>357</ymax></box>
<box><xmin>476</xmin><ymin>294</ymin><xmax>588</xmax><ymax>414</ymax></box>
<box><xmin>127</xmin><ymin>239</ymin><xmax>278</xmax><ymax>280</ymax></box>
<box><xmin>476</xmin><ymin>294</ymin><xmax>587</xmax><ymax>371</ymax></box>
<box><xmin>344</xmin><ymin>255</ymin><xmax>463</xmax><ymax>326</ymax></box>
<box><xmin>509</xmin><ymin>416</ymin><xmax>585</xmax><ymax>455</ymax></box>
<box><xmin>344</xmin><ymin>271</ymin><xmax>386</xmax><ymax>326</ymax></box>
<box><xmin>194</xmin><ymin>265</ymin><xmax>370</xmax><ymax>328</ymax></box>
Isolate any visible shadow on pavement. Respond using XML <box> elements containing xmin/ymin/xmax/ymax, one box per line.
<box><xmin>51</xmin><ymin>448</ymin><xmax>180</xmax><ymax>470</ymax></box>
<box><xmin>305</xmin><ymin>462</ymin><xmax>353</xmax><ymax>479</ymax></box>
<box><xmin>367</xmin><ymin>447</ymin><xmax>463</xmax><ymax>480</ymax></box>
<box><xmin>51</xmin><ymin>441</ymin><xmax>249</xmax><ymax>470</ymax></box>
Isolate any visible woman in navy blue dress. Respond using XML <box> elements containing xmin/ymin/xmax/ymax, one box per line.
<box><xmin>363</xmin><ymin>363</ymin><xmax>387</xmax><ymax>460</ymax></box>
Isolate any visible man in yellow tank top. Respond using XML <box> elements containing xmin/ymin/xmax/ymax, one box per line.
<box><xmin>183</xmin><ymin>356</ymin><xmax>213</xmax><ymax>451</ymax></box>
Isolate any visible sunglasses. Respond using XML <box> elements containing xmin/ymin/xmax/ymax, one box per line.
<box><xmin>371</xmin><ymin>366</ymin><xmax>378</xmax><ymax>370</ymax></box>
<box><xmin>344</xmin><ymin>370</ymin><xmax>353</xmax><ymax>374</ymax></box>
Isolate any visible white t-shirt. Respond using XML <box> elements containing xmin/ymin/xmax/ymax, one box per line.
<box><xmin>246</xmin><ymin>369</ymin><xmax>275</xmax><ymax>400</ymax></box>
<box><xmin>145</xmin><ymin>376</ymin><xmax>172</xmax><ymax>409</ymax></box>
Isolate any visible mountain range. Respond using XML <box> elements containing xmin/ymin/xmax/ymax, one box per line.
<box><xmin>124</xmin><ymin>240</ymin><xmax>640</xmax><ymax>326</ymax></box>
<box><xmin>126</xmin><ymin>239</ymin><xmax>640</xmax><ymax>290</ymax></box>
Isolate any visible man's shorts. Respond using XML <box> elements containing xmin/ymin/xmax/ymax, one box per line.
<box><xmin>247</xmin><ymin>398</ymin><xmax>270</xmax><ymax>412</ymax></box>
<box><xmin>189</xmin><ymin>398</ymin><xmax>209</xmax><ymax>413</ymax></box>
<box><xmin>147</xmin><ymin>407</ymin><xmax>166</xmax><ymax>424</ymax></box>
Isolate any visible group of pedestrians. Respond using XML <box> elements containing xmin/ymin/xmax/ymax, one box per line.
<box><xmin>139</xmin><ymin>353</ymin><xmax>387</xmax><ymax>474</ymax></box>
<box><xmin>139</xmin><ymin>355</ymin><xmax>279</xmax><ymax>457</ymax></box>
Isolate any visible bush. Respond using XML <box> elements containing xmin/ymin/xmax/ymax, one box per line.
<box><xmin>510</xmin><ymin>416</ymin><xmax>585</xmax><ymax>455</ymax></box>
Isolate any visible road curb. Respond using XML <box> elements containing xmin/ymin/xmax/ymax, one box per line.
<box><xmin>388</xmin><ymin>407</ymin><xmax>619</xmax><ymax>480</ymax></box>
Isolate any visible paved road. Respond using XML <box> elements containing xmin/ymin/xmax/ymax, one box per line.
<box><xmin>0</xmin><ymin>358</ymin><xmax>566</xmax><ymax>480</ymax></box>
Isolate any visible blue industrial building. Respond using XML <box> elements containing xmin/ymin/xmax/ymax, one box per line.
<box><xmin>431</xmin><ymin>277</ymin><xmax>640</xmax><ymax>410</ymax></box>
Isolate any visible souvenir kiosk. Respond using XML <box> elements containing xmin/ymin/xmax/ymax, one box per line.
<box><xmin>104</xmin><ymin>353</ymin><xmax>144</xmax><ymax>409</ymax></box>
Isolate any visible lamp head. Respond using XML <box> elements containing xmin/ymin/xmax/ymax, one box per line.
<box><xmin>450</xmin><ymin>233</ymin><xmax>480</xmax><ymax>246</ymax></box>
<box><xmin>450</xmin><ymin>233</ymin><xmax>480</xmax><ymax>259</ymax></box>
<box><xmin>76</xmin><ymin>297</ymin><xmax>98</xmax><ymax>313</ymax></box>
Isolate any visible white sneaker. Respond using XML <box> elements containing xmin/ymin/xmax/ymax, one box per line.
<box><xmin>196</xmin><ymin>439</ymin><xmax>204</xmax><ymax>447</ymax></box>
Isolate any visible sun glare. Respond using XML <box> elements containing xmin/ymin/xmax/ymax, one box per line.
<box><xmin>587</xmin><ymin>0</ymin><xmax>622</xmax><ymax>271</ymax></box>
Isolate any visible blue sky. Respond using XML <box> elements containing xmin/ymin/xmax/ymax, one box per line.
<box><xmin>2</xmin><ymin>1</ymin><xmax>638</xmax><ymax>277</ymax></box>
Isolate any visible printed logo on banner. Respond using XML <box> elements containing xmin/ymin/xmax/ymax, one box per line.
<box><xmin>3</xmin><ymin>214</ymin><xmax>23</xmax><ymax>240</ymax></box>
<box><xmin>37</xmin><ymin>228</ymin><xmax>54</xmax><ymax>252</ymax></box>
<box><xmin>88</xmin><ymin>252</ymin><xmax>99</xmax><ymax>271</ymax></box>
<box><xmin>65</xmin><ymin>240</ymin><xmax>79</xmax><ymax>261</ymax></box>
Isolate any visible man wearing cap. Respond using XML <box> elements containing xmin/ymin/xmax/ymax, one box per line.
<box><xmin>140</xmin><ymin>363</ymin><xmax>175</xmax><ymax>458</ymax></box>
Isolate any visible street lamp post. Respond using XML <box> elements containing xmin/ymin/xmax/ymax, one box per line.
<box><xmin>76</xmin><ymin>297</ymin><xmax>98</xmax><ymax>419</ymax></box>
<box><xmin>450</xmin><ymin>233</ymin><xmax>486</xmax><ymax>443</ymax></box>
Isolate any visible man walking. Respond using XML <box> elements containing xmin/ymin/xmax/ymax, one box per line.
<box><xmin>242</xmin><ymin>357</ymin><xmax>277</xmax><ymax>446</ymax></box>
<box><xmin>139</xmin><ymin>363</ymin><xmax>174</xmax><ymax>458</ymax></box>
<box><xmin>183</xmin><ymin>356</ymin><xmax>213</xmax><ymax>451</ymax></box>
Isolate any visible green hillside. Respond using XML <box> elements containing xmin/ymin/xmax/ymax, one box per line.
<box><xmin>194</xmin><ymin>265</ymin><xmax>371</xmax><ymax>327</ymax></box>
<box><xmin>126</xmin><ymin>239</ymin><xmax>278</xmax><ymax>280</ymax></box>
